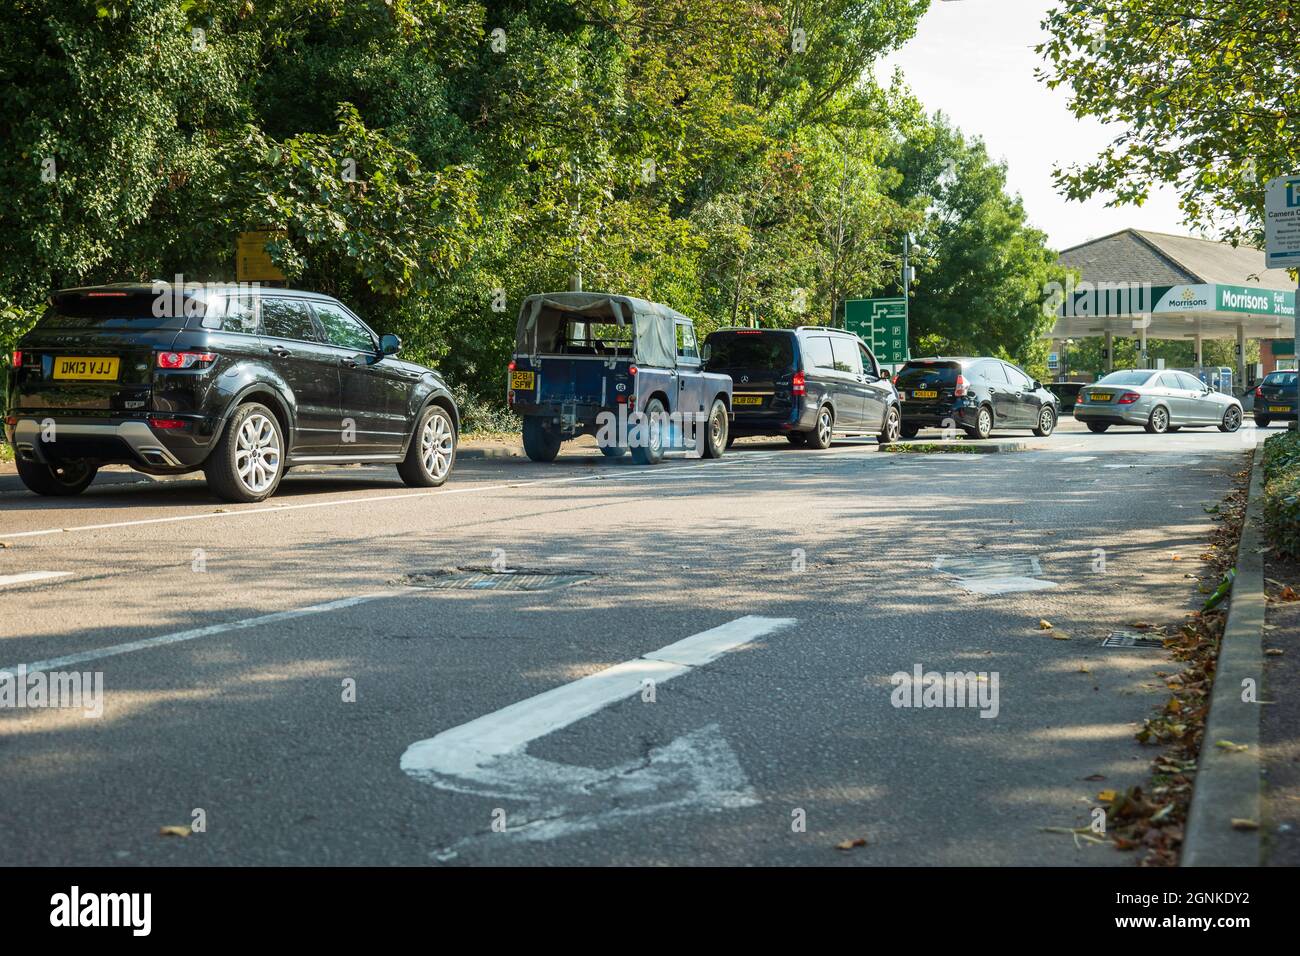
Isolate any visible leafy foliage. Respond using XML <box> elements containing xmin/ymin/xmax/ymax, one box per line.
<box><xmin>1039</xmin><ymin>1</ymin><xmax>1300</xmax><ymax>246</ymax></box>
<box><xmin>0</xmin><ymin>0</ymin><xmax>1066</xmax><ymax>409</ymax></box>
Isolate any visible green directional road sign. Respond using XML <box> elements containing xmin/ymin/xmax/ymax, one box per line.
<box><xmin>844</xmin><ymin>297</ymin><xmax>909</xmax><ymax>364</ymax></box>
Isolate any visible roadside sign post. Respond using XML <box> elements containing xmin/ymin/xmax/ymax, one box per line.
<box><xmin>844</xmin><ymin>297</ymin><xmax>909</xmax><ymax>367</ymax></box>
<box><xmin>1265</xmin><ymin>175</ymin><xmax>1300</xmax><ymax>429</ymax></box>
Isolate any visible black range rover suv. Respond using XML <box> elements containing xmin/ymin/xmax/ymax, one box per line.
<box><xmin>4</xmin><ymin>284</ymin><xmax>459</xmax><ymax>502</ymax></box>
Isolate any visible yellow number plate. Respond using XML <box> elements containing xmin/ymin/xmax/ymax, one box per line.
<box><xmin>1271</xmin><ymin>405</ymin><xmax>1291</xmax><ymax>413</ymax></box>
<box><xmin>53</xmin><ymin>356</ymin><xmax>120</xmax><ymax>381</ymax></box>
<box><xmin>733</xmin><ymin>395</ymin><xmax>763</xmax><ymax>406</ymax></box>
<box><xmin>1090</xmin><ymin>393</ymin><xmax>1112</xmax><ymax>402</ymax></box>
<box><xmin>510</xmin><ymin>370</ymin><xmax>535</xmax><ymax>390</ymax></box>
<box><xmin>911</xmin><ymin>390</ymin><xmax>937</xmax><ymax>400</ymax></box>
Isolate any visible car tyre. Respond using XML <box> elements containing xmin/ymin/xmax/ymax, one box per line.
<box><xmin>522</xmin><ymin>415</ymin><xmax>562</xmax><ymax>463</ymax></box>
<box><xmin>1032</xmin><ymin>406</ymin><xmax>1056</xmax><ymax>437</ymax></box>
<box><xmin>599</xmin><ymin>444</ymin><xmax>627</xmax><ymax>459</ymax></box>
<box><xmin>15</xmin><ymin>458</ymin><xmax>98</xmax><ymax>497</ymax></box>
<box><xmin>398</xmin><ymin>404</ymin><xmax>456</xmax><ymax>487</ymax></box>
<box><xmin>1219</xmin><ymin>405</ymin><xmax>1242</xmax><ymax>433</ymax></box>
<box><xmin>701</xmin><ymin>397</ymin><xmax>729</xmax><ymax>459</ymax></box>
<box><xmin>1087</xmin><ymin>422</ymin><xmax>1110</xmax><ymax>433</ymax></box>
<box><xmin>1255</xmin><ymin>416</ymin><xmax>1272</xmax><ymax>428</ymax></box>
<box><xmin>808</xmin><ymin>405</ymin><xmax>834</xmax><ymax>449</ymax></box>
<box><xmin>1145</xmin><ymin>405</ymin><xmax>1170</xmax><ymax>434</ymax></box>
<box><xmin>878</xmin><ymin>405</ymin><xmax>902</xmax><ymax>445</ymax></box>
<box><xmin>900</xmin><ymin>423</ymin><xmax>920</xmax><ymax>440</ymax></box>
<box><xmin>204</xmin><ymin>402</ymin><xmax>285</xmax><ymax>503</ymax></box>
<box><xmin>631</xmin><ymin>397</ymin><xmax>668</xmax><ymax>465</ymax></box>
<box><xmin>966</xmin><ymin>404</ymin><xmax>993</xmax><ymax>440</ymax></box>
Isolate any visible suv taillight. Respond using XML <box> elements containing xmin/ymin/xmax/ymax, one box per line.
<box><xmin>792</xmin><ymin>371</ymin><xmax>806</xmax><ymax>396</ymax></box>
<box><xmin>1117</xmin><ymin>391</ymin><xmax>1141</xmax><ymax>405</ymax></box>
<box><xmin>10</xmin><ymin>350</ymin><xmax>20</xmax><ymax>368</ymax></box>
<box><xmin>954</xmin><ymin>374</ymin><xmax>969</xmax><ymax>397</ymax></box>
<box><xmin>157</xmin><ymin>351</ymin><xmax>216</xmax><ymax>370</ymax></box>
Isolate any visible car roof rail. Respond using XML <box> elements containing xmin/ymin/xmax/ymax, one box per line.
<box><xmin>795</xmin><ymin>325</ymin><xmax>847</xmax><ymax>333</ymax></box>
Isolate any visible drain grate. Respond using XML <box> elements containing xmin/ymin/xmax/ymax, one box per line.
<box><xmin>1101</xmin><ymin>630</ymin><xmax>1167</xmax><ymax>649</ymax></box>
<box><xmin>400</xmin><ymin>567</ymin><xmax>596</xmax><ymax>592</ymax></box>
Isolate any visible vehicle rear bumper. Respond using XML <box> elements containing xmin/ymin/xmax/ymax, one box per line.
<box><xmin>1073</xmin><ymin>405</ymin><xmax>1148</xmax><ymax>426</ymax></box>
<box><xmin>1256</xmin><ymin>405</ymin><xmax>1297</xmax><ymax>419</ymax></box>
<box><xmin>728</xmin><ymin>403</ymin><xmax>807</xmax><ymax>435</ymax></box>
<box><xmin>899</xmin><ymin>403</ymin><xmax>978</xmax><ymax>428</ymax></box>
<box><xmin>7</xmin><ymin>416</ymin><xmax>212</xmax><ymax>469</ymax></box>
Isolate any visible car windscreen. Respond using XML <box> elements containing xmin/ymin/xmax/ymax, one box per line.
<box><xmin>703</xmin><ymin>332</ymin><xmax>794</xmax><ymax>371</ymax></box>
<box><xmin>1264</xmin><ymin>371</ymin><xmax>1297</xmax><ymax>387</ymax></box>
<box><xmin>1095</xmin><ymin>370</ymin><xmax>1157</xmax><ymax>387</ymax></box>
<box><xmin>895</xmin><ymin>362</ymin><xmax>959</xmax><ymax>388</ymax></box>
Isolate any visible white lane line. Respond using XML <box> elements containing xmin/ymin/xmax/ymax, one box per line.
<box><xmin>401</xmin><ymin>615</ymin><xmax>795</xmax><ymax>782</ymax></box>
<box><xmin>0</xmin><ymin>448</ymin><xmax>852</xmax><ymax>541</ymax></box>
<box><xmin>1059</xmin><ymin>456</ymin><xmax>1097</xmax><ymax>463</ymax></box>
<box><xmin>0</xmin><ymin>571</ymin><xmax>72</xmax><ymax>588</ymax></box>
<box><xmin>0</xmin><ymin>592</ymin><xmax>393</xmax><ymax>678</ymax></box>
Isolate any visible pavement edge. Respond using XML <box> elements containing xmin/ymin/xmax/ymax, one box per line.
<box><xmin>1182</xmin><ymin>443</ymin><xmax>1265</xmax><ymax>867</ymax></box>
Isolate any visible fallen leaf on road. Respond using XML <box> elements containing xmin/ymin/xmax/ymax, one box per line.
<box><xmin>1280</xmin><ymin>586</ymin><xmax>1298</xmax><ymax>602</ymax></box>
<box><xmin>1052</xmin><ymin>631</ymin><xmax>1071</xmax><ymax>640</ymax></box>
<box><xmin>1215</xmin><ymin>740</ymin><xmax>1249</xmax><ymax>753</ymax></box>
<box><xmin>1231</xmin><ymin>819</ymin><xmax>1259</xmax><ymax>831</ymax></box>
<box><xmin>159</xmin><ymin>826</ymin><xmax>192</xmax><ymax>837</ymax></box>
<box><xmin>1038</xmin><ymin>619</ymin><xmax>1053</xmax><ymax>630</ymax></box>
<box><xmin>835</xmin><ymin>837</ymin><xmax>868</xmax><ymax>851</ymax></box>
<box><xmin>1097</xmin><ymin>789</ymin><xmax>1117</xmax><ymax>802</ymax></box>
<box><xmin>1266</xmin><ymin>648</ymin><xmax>1285</xmax><ymax>656</ymax></box>
<box><xmin>1083</xmin><ymin>774</ymin><xmax>1107</xmax><ymax>781</ymax></box>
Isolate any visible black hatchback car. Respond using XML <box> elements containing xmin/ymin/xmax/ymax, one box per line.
<box><xmin>1253</xmin><ymin>370</ymin><xmax>1297</xmax><ymax>427</ymax></box>
<box><xmin>701</xmin><ymin>326</ymin><xmax>901</xmax><ymax>447</ymax></box>
<box><xmin>895</xmin><ymin>357</ymin><xmax>1058</xmax><ymax>439</ymax></box>
<box><xmin>4</xmin><ymin>283</ymin><xmax>459</xmax><ymax>502</ymax></box>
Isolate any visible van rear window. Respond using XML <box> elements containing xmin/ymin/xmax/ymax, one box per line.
<box><xmin>704</xmin><ymin>332</ymin><xmax>794</xmax><ymax>371</ymax></box>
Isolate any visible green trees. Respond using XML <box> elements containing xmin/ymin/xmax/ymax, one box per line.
<box><xmin>888</xmin><ymin>115</ymin><xmax>1068</xmax><ymax>379</ymax></box>
<box><xmin>1039</xmin><ymin>0</ymin><xmax>1299</xmax><ymax>247</ymax></box>
<box><xmin>0</xmin><ymin>0</ymin><xmax>1065</xmax><ymax>405</ymax></box>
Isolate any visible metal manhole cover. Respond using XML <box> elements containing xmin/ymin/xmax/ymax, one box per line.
<box><xmin>399</xmin><ymin>567</ymin><xmax>597</xmax><ymax>592</ymax></box>
<box><xmin>1101</xmin><ymin>630</ymin><xmax>1166</xmax><ymax>649</ymax></box>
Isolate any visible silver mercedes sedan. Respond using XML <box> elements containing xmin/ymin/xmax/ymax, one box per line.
<box><xmin>1073</xmin><ymin>368</ymin><xmax>1243</xmax><ymax>434</ymax></box>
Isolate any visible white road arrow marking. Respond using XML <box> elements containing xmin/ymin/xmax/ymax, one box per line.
<box><xmin>401</xmin><ymin>615</ymin><xmax>795</xmax><ymax>844</ymax></box>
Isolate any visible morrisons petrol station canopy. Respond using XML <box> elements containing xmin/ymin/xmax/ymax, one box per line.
<box><xmin>1048</xmin><ymin>229</ymin><xmax>1296</xmax><ymax>346</ymax></box>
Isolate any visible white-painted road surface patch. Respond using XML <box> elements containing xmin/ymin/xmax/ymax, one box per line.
<box><xmin>0</xmin><ymin>592</ymin><xmax>394</xmax><ymax>678</ymax></box>
<box><xmin>403</xmin><ymin>615</ymin><xmax>796</xmax><ymax>848</ymax></box>
<box><xmin>934</xmin><ymin>555</ymin><xmax>1058</xmax><ymax>595</ymax></box>
<box><xmin>0</xmin><ymin>571</ymin><xmax>72</xmax><ymax>588</ymax></box>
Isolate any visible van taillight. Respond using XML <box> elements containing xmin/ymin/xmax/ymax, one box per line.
<box><xmin>792</xmin><ymin>371</ymin><xmax>806</xmax><ymax>395</ymax></box>
<box><xmin>508</xmin><ymin>360</ymin><xmax>516</xmax><ymax>372</ymax></box>
<box><xmin>954</xmin><ymin>374</ymin><xmax>968</xmax><ymax>397</ymax></box>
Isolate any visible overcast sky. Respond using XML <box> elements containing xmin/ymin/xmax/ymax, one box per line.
<box><xmin>875</xmin><ymin>0</ymin><xmax>1190</xmax><ymax>251</ymax></box>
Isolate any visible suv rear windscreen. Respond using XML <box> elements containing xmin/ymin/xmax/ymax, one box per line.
<box><xmin>896</xmin><ymin>362</ymin><xmax>959</xmax><ymax>389</ymax></box>
<box><xmin>704</xmin><ymin>332</ymin><xmax>795</xmax><ymax>371</ymax></box>
<box><xmin>41</xmin><ymin>289</ymin><xmax>196</xmax><ymax>331</ymax></box>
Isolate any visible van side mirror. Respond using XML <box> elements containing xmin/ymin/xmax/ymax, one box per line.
<box><xmin>380</xmin><ymin>333</ymin><xmax>402</xmax><ymax>356</ymax></box>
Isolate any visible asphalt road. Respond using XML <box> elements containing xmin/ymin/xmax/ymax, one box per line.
<box><xmin>0</xmin><ymin>419</ymin><xmax>1265</xmax><ymax>865</ymax></box>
